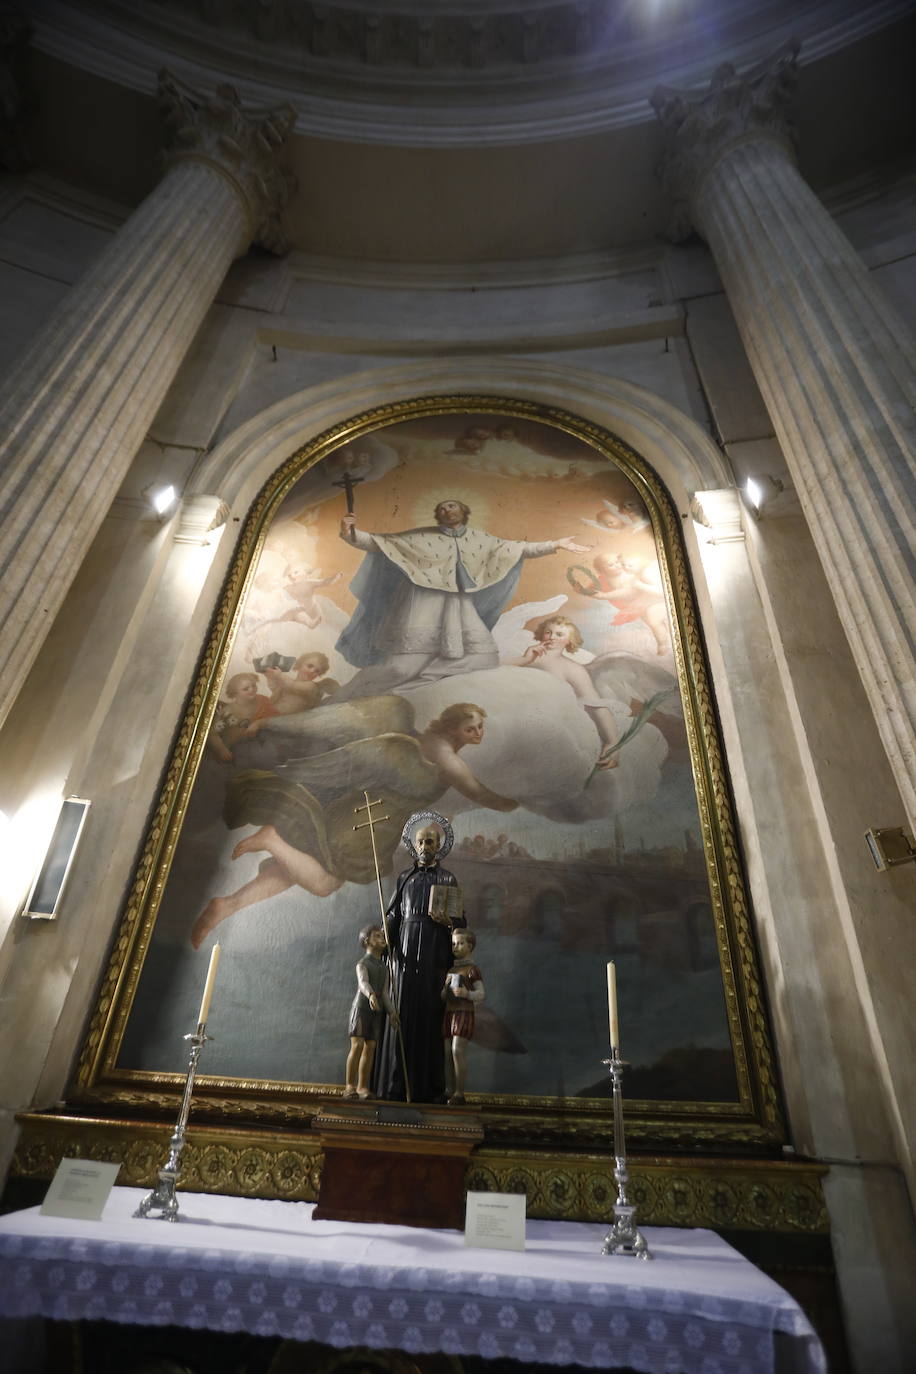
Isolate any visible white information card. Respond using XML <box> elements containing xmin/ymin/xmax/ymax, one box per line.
<box><xmin>41</xmin><ymin>1158</ymin><xmax>121</xmax><ymax>1221</ymax></box>
<box><xmin>464</xmin><ymin>1190</ymin><xmax>526</xmax><ymax>1251</ymax></box>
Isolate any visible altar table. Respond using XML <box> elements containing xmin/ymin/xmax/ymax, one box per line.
<box><xmin>0</xmin><ymin>1186</ymin><xmax>826</xmax><ymax>1374</ymax></box>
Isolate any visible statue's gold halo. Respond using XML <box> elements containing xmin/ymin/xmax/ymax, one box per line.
<box><xmin>410</xmin><ymin>486</ymin><xmax>490</xmax><ymax>530</ymax></box>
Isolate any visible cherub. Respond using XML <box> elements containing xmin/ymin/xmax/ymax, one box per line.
<box><xmin>254</xmin><ymin>562</ymin><xmax>342</xmax><ymax>633</ymax></box>
<box><xmin>206</xmin><ymin>672</ymin><xmax>277</xmax><ymax>763</ymax></box>
<box><xmin>512</xmin><ymin>615</ymin><xmax>621</xmax><ymax>769</ymax></box>
<box><xmin>592</xmin><ymin>553</ymin><xmax>671</xmax><ymax>656</ymax></box>
<box><xmin>344</xmin><ymin>924</ymin><xmax>398</xmax><ymax>1101</ymax></box>
<box><xmin>580</xmin><ymin>497</ymin><xmax>650</xmax><ymax>534</ymax></box>
<box><xmin>260</xmin><ymin>651</ymin><xmax>339</xmax><ymax>718</ymax></box>
<box><xmin>441</xmin><ymin>928</ymin><xmax>485</xmax><ymax>1105</ymax></box>
<box><xmin>454</xmin><ymin>433</ymin><xmax>485</xmax><ymax>454</ymax></box>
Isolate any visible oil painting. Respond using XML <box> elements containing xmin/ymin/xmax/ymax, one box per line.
<box><xmin>112</xmin><ymin>406</ymin><xmax>752</xmax><ymax>1117</ymax></box>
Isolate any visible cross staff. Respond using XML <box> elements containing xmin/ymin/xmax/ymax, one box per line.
<box><xmin>353</xmin><ymin>791</ymin><xmax>412</xmax><ymax>1102</ymax></box>
<box><xmin>333</xmin><ymin>470</ymin><xmax>365</xmax><ymax>543</ymax></box>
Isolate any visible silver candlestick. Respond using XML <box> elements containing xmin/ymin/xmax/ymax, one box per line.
<box><xmin>134</xmin><ymin>1022</ymin><xmax>211</xmax><ymax>1221</ymax></box>
<box><xmin>601</xmin><ymin>1048</ymin><xmax>651</xmax><ymax>1259</ymax></box>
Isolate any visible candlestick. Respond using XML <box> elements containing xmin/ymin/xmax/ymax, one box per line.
<box><xmin>198</xmin><ymin>943</ymin><xmax>220</xmax><ymax>1025</ymax></box>
<box><xmin>600</xmin><ymin>1048</ymin><xmax>651</xmax><ymax>1260</ymax></box>
<box><xmin>134</xmin><ymin>1022</ymin><xmax>211</xmax><ymax>1222</ymax></box>
<box><xmin>606</xmin><ymin>960</ymin><xmax>619</xmax><ymax>1050</ymax></box>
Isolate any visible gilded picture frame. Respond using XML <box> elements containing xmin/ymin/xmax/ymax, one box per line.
<box><xmin>70</xmin><ymin>395</ymin><xmax>784</xmax><ymax>1155</ymax></box>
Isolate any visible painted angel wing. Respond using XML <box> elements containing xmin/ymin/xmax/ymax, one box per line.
<box><xmin>311</xmin><ymin>594</ymin><xmax>349</xmax><ymax>632</ymax></box>
<box><xmin>587</xmin><ymin>651</ymin><xmax>680</xmax><ymax>715</ymax></box>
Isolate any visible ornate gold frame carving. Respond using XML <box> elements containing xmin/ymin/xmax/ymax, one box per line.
<box><xmin>13</xmin><ymin>1113</ymin><xmax>823</xmax><ymax>1234</ymax></box>
<box><xmin>69</xmin><ymin>394</ymin><xmax>784</xmax><ymax>1154</ymax></box>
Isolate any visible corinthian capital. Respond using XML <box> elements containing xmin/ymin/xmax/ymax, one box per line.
<box><xmin>157</xmin><ymin>70</ymin><xmax>297</xmax><ymax>254</ymax></box>
<box><xmin>650</xmin><ymin>40</ymin><xmax>800</xmax><ymax>242</ymax></box>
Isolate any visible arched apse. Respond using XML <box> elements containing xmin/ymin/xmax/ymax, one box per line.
<box><xmin>73</xmin><ymin>377</ymin><xmax>783</xmax><ymax>1153</ymax></box>
<box><xmin>190</xmin><ymin>358</ymin><xmax>730</xmax><ymax>523</ymax></box>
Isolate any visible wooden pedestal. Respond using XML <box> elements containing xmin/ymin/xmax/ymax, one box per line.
<box><xmin>313</xmin><ymin>1100</ymin><xmax>483</xmax><ymax>1230</ymax></box>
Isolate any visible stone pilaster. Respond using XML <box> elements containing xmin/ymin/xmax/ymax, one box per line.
<box><xmin>0</xmin><ymin>73</ymin><xmax>295</xmax><ymax>730</ymax></box>
<box><xmin>652</xmin><ymin>45</ymin><xmax>916</xmax><ymax>828</ymax></box>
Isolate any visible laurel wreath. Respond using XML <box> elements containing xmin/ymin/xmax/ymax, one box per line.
<box><xmin>566</xmin><ymin>564</ymin><xmax>600</xmax><ymax>596</ymax></box>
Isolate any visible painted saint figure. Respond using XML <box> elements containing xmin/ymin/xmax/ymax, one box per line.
<box><xmin>374</xmin><ymin>812</ymin><xmax>466</xmax><ymax>1104</ymax></box>
<box><xmin>334</xmin><ymin>498</ymin><xmax>590</xmax><ymax>698</ymax></box>
<box><xmin>442</xmin><ymin>928</ymin><xmax>485</xmax><ymax>1105</ymax></box>
<box><xmin>344</xmin><ymin>924</ymin><xmax>398</xmax><ymax>1101</ymax></box>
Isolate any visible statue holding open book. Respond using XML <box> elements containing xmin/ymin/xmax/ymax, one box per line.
<box><xmin>372</xmin><ymin>811</ymin><xmax>466</xmax><ymax>1104</ymax></box>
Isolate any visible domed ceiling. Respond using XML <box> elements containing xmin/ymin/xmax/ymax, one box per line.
<box><xmin>29</xmin><ymin>0</ymin><xmax>914</xmax><ymax>143</ymax></box>
<box><xmin>20</xmin><ymin>0</ymin><xmax>916</xmax><ymax>261</ymax></box>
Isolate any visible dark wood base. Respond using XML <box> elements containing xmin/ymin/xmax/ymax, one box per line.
<box><xmin>313</xmin><ymin>1099</ymin><xmax>483</xmax><ymax>1230</ymax></box>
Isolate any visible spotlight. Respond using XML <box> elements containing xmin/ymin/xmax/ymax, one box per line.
<box><xmin>143</xmin><ymin>483</ymin><xmax>178</xmax><ymax>518</ymax></box>
<box><xmin>744</xmin><ymin>475</ymin><xmax>784</xmax><ymax>514</ymax></box>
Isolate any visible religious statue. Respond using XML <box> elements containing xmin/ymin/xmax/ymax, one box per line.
<box><xmin>343</xmin><ymin>923</ymin><xmax>398</xmax><ymax>1101</ymax></box>
<box><xmin>441</xmin><ymin>928</ymin><xmax>485</xmax><ymax>1105</ymax></box>
<box><xmin>373</xmin><ymin>810</ymin><xmax>466</xmax><ymax>1103</ymax></box>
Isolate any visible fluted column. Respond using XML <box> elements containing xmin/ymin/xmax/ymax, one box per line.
<box><xmin>0</xmin><ymin>73</ymin><xmax>295</xmax><ymax>729</ymax></box>
<box><xmin>652</xmin><ymin>44</ymin><xmax>916</xmax><ymax>827</ymax></box>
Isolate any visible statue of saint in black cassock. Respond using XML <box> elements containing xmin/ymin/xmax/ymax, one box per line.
<box><xmin>374</xmin><ymin>818</ymin><xmax>465</xmax><ymax>1103</ymax></box>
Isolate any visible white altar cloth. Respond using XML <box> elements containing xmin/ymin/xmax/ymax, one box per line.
<box><xmin>0</xmin><ymin>1186</ymin><xmax>826</xmax><ymax>1373</ymax></box>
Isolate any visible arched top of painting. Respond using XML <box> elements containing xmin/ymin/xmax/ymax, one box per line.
<box><xmin>214</xmin><ymin>394</ymin><xmax>695</xmax><ymax>728</ymax></box>
<box><xmin>246</xmin><ymin>395</ymin><xmax>680</xmax><ymax>561</ymax></box>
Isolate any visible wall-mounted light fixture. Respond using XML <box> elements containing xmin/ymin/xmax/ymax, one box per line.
<box><xmin>142</xmin><ymin>482</ymin><xmax>178</xmax><ymax>519</ymax></box>
<box><xmin>23</xmin><ymin>796</ymin><xmax>91</xmax><ymax>919</ymax></box>
<box><xmin>744</xmin><ymin>475</ymin><xmax>784</xmax><ymax>515</ymax></box>
<box><xmin>864</xmin><ymin>826</ymin><xmax>916</xmax><ymax>872</ymax></box>
<box><xmin>173</xmin><ymin>495</ymin><xmax>230</xmax><ymax>546</ymax></box>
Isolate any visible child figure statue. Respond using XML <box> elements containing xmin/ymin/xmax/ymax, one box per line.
<box><xmin>344</xmin><ymin>924</ymin><xmax>398</xmax><ymax>1101</ymax></box>
<box><xmin>441</xmin><ymin>928</ymin><xmax>485</xmax><ymax>1105</ymax></box>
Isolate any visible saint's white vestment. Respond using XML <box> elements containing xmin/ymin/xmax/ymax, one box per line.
<box><xmin>337</xmin><ymin>524</ymin><xmax>559</xmax><ymax>670</ymax></box>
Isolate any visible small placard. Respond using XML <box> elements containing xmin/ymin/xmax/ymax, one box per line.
<box><xmin>41</xmin><ymin>1158</ymin><xmax>121</xmax><ymax>1221</ymax></box>
<box><xmin>464</xmin><ymin>1190</ymin><xmax>526</xmax><ymax>1251</ymax></box>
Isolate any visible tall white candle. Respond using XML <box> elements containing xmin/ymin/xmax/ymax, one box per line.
<box><xmin>198</xmin><ymin>943</ymin><xmax>221</xmax><ymax>1025</ymax></box>
<box><xmin>606</xmin><ymin>960</ymin><xmax>619</xmax><ymax>1050</ymax></box>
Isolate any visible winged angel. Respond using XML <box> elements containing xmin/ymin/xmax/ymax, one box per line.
<box><xmin>191</xmin><ymin>596</ymin><xmax>679</xmax><ymax>947</ymax></box>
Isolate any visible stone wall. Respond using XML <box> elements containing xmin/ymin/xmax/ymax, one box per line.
<box><xmin>1</xmin><ymin>166</ymin><xmax>915</xmax><ymax>1369</ymax></box>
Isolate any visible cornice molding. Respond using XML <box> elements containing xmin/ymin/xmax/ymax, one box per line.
<box><xmin>285</xmin><ymin>243</ymin><xmax>666</xmax><ymax>290</ymax></box>
<box><xmin>28</xmin><ymin>0</ymin><xmax>915</xmax><ymax>147</ymax></box>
